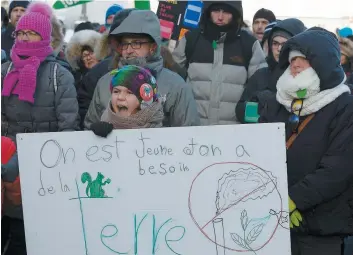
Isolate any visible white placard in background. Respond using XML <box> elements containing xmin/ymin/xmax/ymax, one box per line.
<box><xmin>17</xmin><ymin>124</ymin><xmax>291</xmax><ymax>255</ymax></box>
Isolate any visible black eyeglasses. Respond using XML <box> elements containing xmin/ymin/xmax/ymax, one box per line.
<box><xmin>272</xmin><ymin>40</ymin><xmax>286</xmax><ymax>49</ymax></box>
<box><xmin>119</xmin><ymin>41</ymin><xmax>152</xmax><ymax>50</ymax></box>
<box><xmin>288</xmin><ymin>99</ymin><xmax>303</xmax><ymax>133</ymax></box>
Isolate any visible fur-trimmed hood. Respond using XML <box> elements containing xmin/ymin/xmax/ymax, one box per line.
<box><xmin>51</xmin><ymin>14</ymin><xmax>65</xmax><ymax>57</ymax></box>
<box><xmin>66</xmin><ymin>29</ymin><xmax>103</xmax><ymax>70</ymax></box>
<box><xmin>94</xmin><ymin>32</ymin><xmax>112</xmax><ymax>61</ymax></box>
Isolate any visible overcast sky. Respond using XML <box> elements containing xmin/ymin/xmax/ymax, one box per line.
<box><xmin>40</xmin><ymin>0</ymin><xmax>353</xmax><ymax>25</ymax></box>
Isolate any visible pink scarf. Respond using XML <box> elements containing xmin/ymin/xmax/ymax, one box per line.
<box><xmin>2</xmin><ymin>40</ymin><xmax>53</xmax><ymax>103</ymax></box>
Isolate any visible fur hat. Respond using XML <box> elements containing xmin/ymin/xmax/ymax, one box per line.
<box><xmin>66</xmin><ymin>29</ymin><xmax>102</xmax><ymax>70</ymax></box>
<box><xmin>16</xmin><ymin>2</ymin><xmax>53</xmax><ymax>42</ymax></box>
<box><xmin>51</xmin><ymin>14</ymin><xmax>65</xmax><ymax>57</ymax></box>
<box><xmin>110</xmin><ymin>65</ymin><xmax>158</xmax><ymax>108</ymax></box>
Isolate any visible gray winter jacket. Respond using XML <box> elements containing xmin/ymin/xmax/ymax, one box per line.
<box><xmin>173</xmin><ymin>1</ymin><xmax>267</xmax><ymax>125</ymax></box>
<box><xmin>1</xmin><ymin>55</ymin><xmax>79</xmax><ymax>219</ymax></box>
<box><xmin>84</xmin><ymin>10</ymin><xmax>200</xmax><ymax>129</ymax></box>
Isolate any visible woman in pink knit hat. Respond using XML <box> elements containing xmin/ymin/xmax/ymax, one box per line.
<box><xmin>1</xmin><ymin>2</ymin><xmax>79</xmax><ymax>254</ymax></box>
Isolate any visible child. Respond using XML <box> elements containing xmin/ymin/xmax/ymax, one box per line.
<box><xmin>90</xmin><ymin>65</ymin><xmax>164</xmax><ymax>137</ymax></box>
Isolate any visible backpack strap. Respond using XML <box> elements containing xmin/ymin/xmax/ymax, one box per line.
<box><xmin>53</xmin><ymin>63</ymin><xmax>58</xmax><ymax>94</ymax></box>
<box><xmin>286</xmin><ymin>114</ymin><xmax>315</xmax><ymax>149</ymax></box>
<box><xmin>6</xmin><ymin>62</ymin><xmax>13</xmax><ymax>75</ymax></box>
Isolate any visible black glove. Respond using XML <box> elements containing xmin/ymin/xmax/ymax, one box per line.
<box><xmin>90</xmin><ymin>121</ymin><xmax>114</xmax><ymax>138</ymax></box>
<box><xmin>251</xmin><ymin>90</ymin><xmax>280</xmax><ymax>123</ymax></box>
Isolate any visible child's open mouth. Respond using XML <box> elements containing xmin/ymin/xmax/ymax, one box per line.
<box><xmin>117</xmin><ymin>106</ymin><xmax>128</xmax><ymax>112</ymax></box>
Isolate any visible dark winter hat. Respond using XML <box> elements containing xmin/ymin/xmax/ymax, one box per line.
<box><xmin>9</xmin><ymin>1</ymin><xmax>30</xmax><ymax>16</ymax></box>
<box><xmin>74</xmin><ymin>21</ymin><xmax>94</xmax><ymax>33</ymax></box>
<box><xmin>253</xmin><ymin>8</ymin><xmax>276</xmax><ymax>24</ymax></box>
<box><xmin>272</xmin><ymin>30</ymin><xmax>292</xmax><ymax>40</ymax></box>
<box><xmin>105</xmin><ymin>4</ymin><xmax>123</xmax><ymax>25</ymax></box>
<box><xmin>279</xmin><ymin>28</ymin><xmax>345</xmax><ymax>90</ymax></box>
<box><xmin>110</xmin><ymin>65</ymin><xmax>158</xmax><ymax>108</ymax></box>
<box><xmin>208</xmin><ymin>3</ymin><xmax>236</xmax><ymax>15</ymax></box>
<box><xmin>108</xmin><ymin>8</ymin><xmax>136</xmax><ymax>35</ymax></box>
<box><xmin>261</xmin><ymin>20</ymin><xmax>278</xmax><ymax>46</ymax></box>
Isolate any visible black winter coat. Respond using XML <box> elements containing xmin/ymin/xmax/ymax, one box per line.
<box><xmin>258</xmin><ymin>28</ymin><xmax>353</xmax><ymax>255</ymax></box>
<box><xmin>77</xmin><ymin>56</ymin><xmax>112</xmax><ymax>128</ymax></box>
<box><xmin>1</xmin><ymin>24</ymin><xmax>15</xmax><ymax>59</ymax></box>
<box><xmin>236</xmin><ymin>19</ymin><xmax>306</xmax><ymax>123</ymax></box>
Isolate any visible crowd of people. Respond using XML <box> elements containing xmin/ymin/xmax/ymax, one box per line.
<box><xmin>1</xmin><ymin>1</ymin><xmax>352</xmax><ymax>255</ymax></box>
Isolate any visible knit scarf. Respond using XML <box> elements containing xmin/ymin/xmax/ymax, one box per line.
<box><xmin>101</xmin><ymin>101</ymin><xmax>164</xmax><ymax>129</ymax></box>
<box><xmin>2</xmin><ymin>40</ymin><xmax>53</xmax><ymax>103</ymax></box>
<box><xmin>276</xmin><ymin>67</ymin><xmax>351</xmax><ymax>116</ymax></box>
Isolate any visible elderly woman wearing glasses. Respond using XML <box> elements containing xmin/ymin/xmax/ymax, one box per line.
<box><xmin>249</xmin><ymin>28</ymin><xmax>353</xmax><ymax>255</ymax></box>
<box><xmin>1</xmin><ymin>3</ymin><xmax>79</xmax><ymax>254</ymax></box>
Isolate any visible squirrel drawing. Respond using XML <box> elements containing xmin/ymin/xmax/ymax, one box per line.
<box><xmin>81</xmin><ymin>172</ymin><xmax>111</xmax><ymax>198</ymax></box>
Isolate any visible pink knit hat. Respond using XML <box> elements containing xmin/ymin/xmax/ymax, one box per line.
<box><xmin>15</xmin><ymin>2</ymin><xmax>53</xmax><ymax>41</ymax></box>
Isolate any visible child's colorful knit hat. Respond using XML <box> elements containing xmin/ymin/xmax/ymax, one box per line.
<box><xmin>110</xmin><ymin>65</ymin><xmax>158</xmax><ymax>109</ymax></box>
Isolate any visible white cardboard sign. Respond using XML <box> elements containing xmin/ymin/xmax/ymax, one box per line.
<box><xmin>17</xmin><ymin>124</ymin><xmax>291</xmax><ymax>255</ymax></box>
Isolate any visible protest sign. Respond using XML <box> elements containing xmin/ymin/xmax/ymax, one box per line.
<box><xmin>17</xmin><ymin>124</ymin><xmax>291</xmax><ymax>255</ymax></box>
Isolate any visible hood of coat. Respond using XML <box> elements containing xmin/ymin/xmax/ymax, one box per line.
<box><xmin>279</xmin><ymin>28</ymin><xmax>345</xmax><ymax>91</ymax></box>
<box><xmin>95</xmin><ymin>8</ymin><xmax>137</xmax><ymax>62</ymax></box>
<box><xmin>51</xmin><ymin>14</ymin><xmax>65</xmax><ymax>57</ymax></box>
<box><xmin>66</xmin><ymin>29</ymin><xmax>102</xmax><ymax>71</ymax></box>
<box><xmin>109</xmin><ymin>10</ymin><xmax>163</xmax><ymax>75</ymax></box>
<box><xmin>267</xmin><ymin>18</ymin><xmax>306</xmax><ymax>69</ymax></box>
<box><xmin>201</xmin><ymin>1</ymin><xmax>243</xmax><ymax>29</ymax></box>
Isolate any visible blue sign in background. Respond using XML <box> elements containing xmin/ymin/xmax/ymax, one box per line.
<box><xmin>183</xmin><ymin>0</ymin><xmax>203</xmax><ymax>29</ymax></box>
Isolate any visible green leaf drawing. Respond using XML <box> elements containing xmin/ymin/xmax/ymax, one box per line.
<box><xmin>246</xmin><ymin>223</ymin><xmax>264</xmax><ymax>245</ymax></box>
<box><xmin>230</xmin><ymin>233</ymin><xmax>248</xmax><ymax>249</ymax></box>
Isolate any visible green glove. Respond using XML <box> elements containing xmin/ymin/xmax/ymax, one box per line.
<box><xmin>244</xmin><ymin>102</ymin><xmax>260</xmax><ymax>123</ymax></box>
<box><xmin>289</xmin><ymin>198</ymin><xmax>303</xmax><ymax>228</ymax></box>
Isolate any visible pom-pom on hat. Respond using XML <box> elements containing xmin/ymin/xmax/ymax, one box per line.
<box><xmin>16</xmin><ymin>2</ymin><xmax>53</xmax><ymax>42</ymax></box>
<box><xmin>110</xmin><ymin>65</ymin><xmax>158</xmax><ymax>109</ymax></box>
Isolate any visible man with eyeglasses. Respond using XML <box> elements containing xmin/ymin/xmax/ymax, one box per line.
<box><xmin>236</xmin><ymin>18</ymin><xmax>306</xmax><ymax>123</ymax></box>
<box><xmin>84</xmin><ymin>9</ymin><xmax>200</xmax><ymax>129</ymax></box>
<box><xmin>1</xmin><ymin>1</ymin><xmax>30</xmax><ymax>60</ymax></box>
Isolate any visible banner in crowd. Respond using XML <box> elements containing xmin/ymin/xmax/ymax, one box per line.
<box><xmin>53</xmin><ymin>0</ymin><xmax>92</xmax><ymax>10</ymax></box>
<box><xmin>157</xmin><ymin>0</ymin><xmax>203</xmax><ymax>40</ymax></box>
<box><xmin>17</xmin><ymin>124</ymin><xmax>291</xmax><ymax>255</ymax></box>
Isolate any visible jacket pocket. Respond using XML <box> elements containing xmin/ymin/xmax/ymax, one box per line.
<box><xmin>304</xmin><ymin>194</ymin><xmax>353</xmax><ymax>236</ymax></box>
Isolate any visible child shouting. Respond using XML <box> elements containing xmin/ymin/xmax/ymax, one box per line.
<box><xmin>90</xmin><ymin>65</ymin><xmax>164</xmax><ymax>137</ymax></box>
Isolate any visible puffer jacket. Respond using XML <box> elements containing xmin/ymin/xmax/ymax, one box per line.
<box><xmin>259</xmin><ymin>29</ymin><xmax>353</xmax><ymax>255</ymax></box>
<box><xmin>1</xmin><ymin>55</ymin><xmax>80</xmax><ymax>219</ymax></box>
<box><xmin>84</xmin><ymin>10</ymin><xmax>200</xmax><ymax>129</ymax></box>
<box><xmin>172</xmin><ymin>1</ymin><xmax>267</xmax><ymax>125</ymax></box>
<box><xmin>236</xmin><ymin>18</ymin><xmax>307</xmax><ymax>123</ymax></box>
